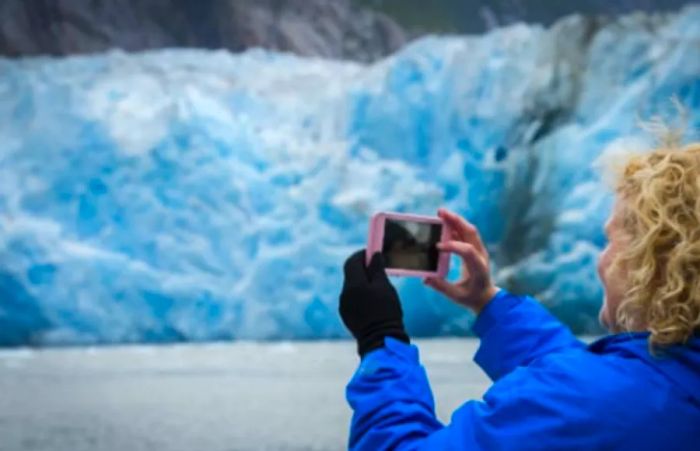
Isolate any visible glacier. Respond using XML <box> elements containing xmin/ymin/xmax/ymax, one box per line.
<box><xmin>1</xmin><ymin>7</ymin><xmax>699</xmax><ymax>346</ymax></box>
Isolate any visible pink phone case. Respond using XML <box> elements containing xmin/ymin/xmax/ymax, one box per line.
<box><xmin>366</xmin><ymin>212</ymin><xmax>450</xmax><ymax>278</ymax></box>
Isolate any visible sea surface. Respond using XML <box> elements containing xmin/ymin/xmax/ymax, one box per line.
<box><xmin>0</xmin><ymin>339</ymin><xmax>489</xmax><ymax>451</ymax></box>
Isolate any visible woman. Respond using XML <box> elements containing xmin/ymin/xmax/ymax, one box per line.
<box><xmin>339</xmin><ymin>142</ymin><xmax>700</xmax><ymax>450</ymax></box>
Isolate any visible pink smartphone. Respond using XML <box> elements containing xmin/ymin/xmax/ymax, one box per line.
<box><xmin>366</xmin><ymin>212</ymin><xmax>450</xmax><ymax>278</ymax></box>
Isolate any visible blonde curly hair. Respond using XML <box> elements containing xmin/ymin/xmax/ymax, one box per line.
<box><xmin>611</xmin><ymin>141</ymin><xmax>700</xmax><ymax>348</ymax></box>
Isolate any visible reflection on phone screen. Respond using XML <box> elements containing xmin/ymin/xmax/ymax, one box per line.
<box><xmin>382</xmin><ymin>219</ymin><xmax>442</xmax><ymax>271</ymax></box>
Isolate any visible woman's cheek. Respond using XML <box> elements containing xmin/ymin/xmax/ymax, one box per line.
<box><xmin>598</xmin><ymin>247</ymin><xmax>609</xmax><ymax>281</ymax></box>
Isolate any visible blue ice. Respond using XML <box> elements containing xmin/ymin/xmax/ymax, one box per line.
<box><xmin>1</xmin><ymin>6</ymin><xmax>699</xmax><ymax>345</ymax></box>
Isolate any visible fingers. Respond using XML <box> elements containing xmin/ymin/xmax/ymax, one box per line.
<box><xmin>437</xmin><ymin>240</ymin><xmax>475</xmax><ymax>260</ymax></box>
<box><xmin>366</xmin><ymin>252</ymin><xmax>389</xmax><ymax>283</ymax></box>
<box><xmin>438</xmin><ymin>208</ymin><xmax>479</xmax><ymax>242</ymax></box>
<box><xmin>437</xmin><ymin>208</ymin><xmax>487</xmax><ymax>255</ymax></box>
<box><xmin>343</xmin><ymin>249</ymin><xmax>368</xmax><ymax>284</ymax></box>
<box><xmin>437</xmin><ymin>240</ymin><xmax>486</xmax><ymax>276</ymax></box>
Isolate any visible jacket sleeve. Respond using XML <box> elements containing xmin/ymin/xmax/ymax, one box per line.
<box><xmin>473</xmin><ymin>289</ymin><xmax>585</xmax><ymax>380</ymax></box>
<box><xmin>345</xmin><ymin>291</ymin><xmax>586</xmax><ymax>450</ymax></box>
<box><xmin>346</xmin><ymin>337</ymin><xmax>596</xmax><ymax>451</ymax></box>
<box><xmin>346</xmin><ymin>338</ymin><xmax>443</xmax><ymax>451</ymax></box>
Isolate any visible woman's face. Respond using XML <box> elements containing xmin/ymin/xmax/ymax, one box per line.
<box><xmin>597</xmin><ymin>201</ymin><xmax>629</xmax><ymax>331</ymax></box>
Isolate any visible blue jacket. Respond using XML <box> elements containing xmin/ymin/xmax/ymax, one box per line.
<box><xmin>346</xmin><ymin>290</ymin><xmax>700</xmax><ymax>450</ymax></box>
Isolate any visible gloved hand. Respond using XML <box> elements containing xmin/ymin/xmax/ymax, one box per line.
<box><xmin>339</xmin><ymin>250</ymin><xmax>409</xmax><ymax>357</ymax></box>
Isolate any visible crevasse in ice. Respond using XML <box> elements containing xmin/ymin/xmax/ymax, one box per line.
<box><xmin>1</xmin><ymin>7</ymin><xmax>699</xmax><ymax>345</ymax></box>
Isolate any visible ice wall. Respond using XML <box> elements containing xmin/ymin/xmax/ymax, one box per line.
<box><xmin>1</xmin><ymin>7</ymin><xmax>699</xmax><ymax>345</ymax></box>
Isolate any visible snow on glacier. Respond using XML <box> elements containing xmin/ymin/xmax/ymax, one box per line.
<box><xmin>1</xmin><ymin>7</ymin><xmax>699</xmax><ymax>345</ymax></box>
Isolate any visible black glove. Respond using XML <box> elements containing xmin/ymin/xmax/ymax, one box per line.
<box><xmin>339</xmin><ymin>250</ymin><xmax>409</xmax><ymax>357</ymax></box>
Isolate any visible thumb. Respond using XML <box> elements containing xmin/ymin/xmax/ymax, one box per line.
<box><xmin>367</xmin><ymin>252</ymin><xmax>389</xmax><ymax>282</ymax></box>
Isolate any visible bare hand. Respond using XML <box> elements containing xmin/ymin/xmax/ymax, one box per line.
<box><xmin>424</xmin><ymin>208</ymin><xmax>499</xmax><ymax>314</ymax></box>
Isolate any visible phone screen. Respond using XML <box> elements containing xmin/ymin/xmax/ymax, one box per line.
<box><xmin>382</xmin><ymin>219</ymin><xmax>442</xmax><ymax>271</ymax></box>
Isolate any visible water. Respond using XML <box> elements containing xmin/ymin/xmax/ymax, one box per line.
<box><xmin>0</xmin><ymin>339</ymin><xmax>489</xmax><ymax>451</ymax></box>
